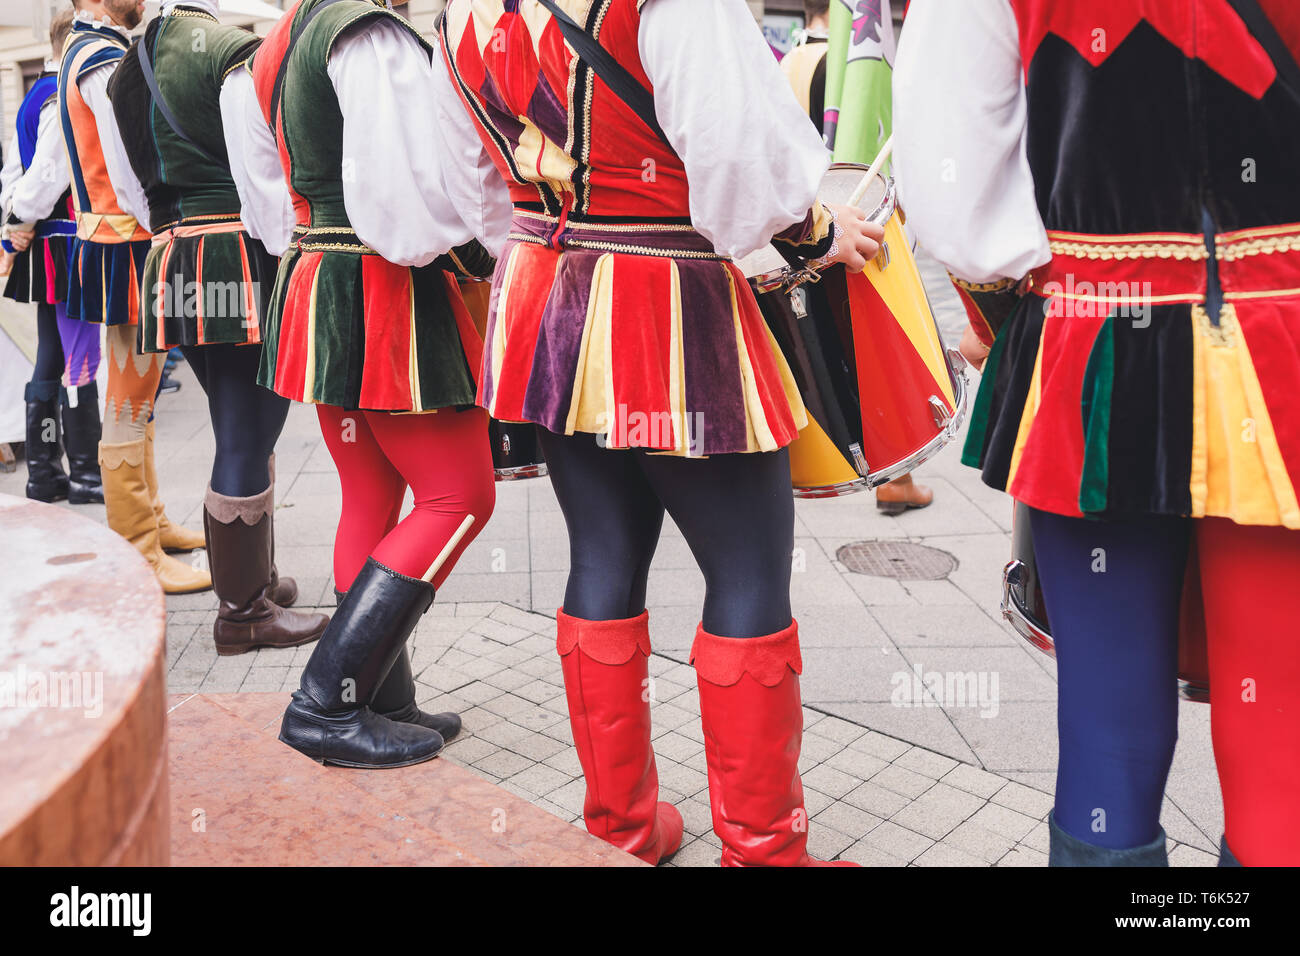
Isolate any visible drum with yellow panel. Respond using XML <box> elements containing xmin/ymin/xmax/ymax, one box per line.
<box><xmin>744</xmin><ymin>163</ymin><xmax>968</xmax><ymax>497</ymax></box>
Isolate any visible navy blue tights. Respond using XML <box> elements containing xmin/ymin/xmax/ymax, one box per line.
<box><xmin>1030</xmin><ymin>507</ymin><xmax>1189</xmax><ymax>849</ymax></box>
<box><xmin>181</xmin><ymin>344</ymin><xmax>290</xmax><ymax>498</ymax></box>
<box><xmin>538</xmin><ymin>430</ymin><xmax>795</xmax><ymax>638</ymax></box>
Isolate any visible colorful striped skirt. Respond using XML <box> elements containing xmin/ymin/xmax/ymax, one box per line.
<box><xmin>481</xmin><ymin>212</ymin><xmax>808</xmax><ymax>457</ymax></box>
<box><xmin>258</xmin><ymin>227</ymin><xmax>483</xmax><ymax>413</ymax></box>
<box><xmin>2</xmin><ymin>223</ymin><xmax>72</xmax><ymax>305</ymax></box>
<box><xmin>964</xmin><ymin>225</ymin><xmax>1300</xmax><ymax>529</ymax></box>
<box><xmin>140</xmin><ymin>215</ymin><xmax>278</xmax><ymax>353</ymax></box>
<box><xmin>66</xmin><ymin>235</ymin><xmax>149</xmax><ymax>326</ymax></box>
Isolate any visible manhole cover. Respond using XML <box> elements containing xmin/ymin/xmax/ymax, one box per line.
<box><xmin>836</xmin><ymin>541</ymin><xmax>957</xmax><ymax>580</ymax></box>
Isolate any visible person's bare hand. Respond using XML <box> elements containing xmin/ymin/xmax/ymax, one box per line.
<box><xmin>0</xmin><ymin>251</ymin><xmax>13</xmax><ymax>278</ymax></box>
<box><xmin>6</xmin><ymin>229</ymin><xmax>34</xmax><ymax>253</ymax></box>
<box><xmin>959</xmin><ymin>324</ymin><xmax>990</xmax><ymax>373</ymax></box>
<box><xmin>820</xmin><ymin>203</ymin><xmax>884</xmax><ymax>273</ymax></box>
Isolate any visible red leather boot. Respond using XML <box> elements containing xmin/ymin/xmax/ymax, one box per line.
<box><xmin>557</xmin><ymin>610</ymin><xmax>684</xmax><ymax>865</ymax></box>
<box><xmin>692</xmin><ymin>621</ymin><xmax>859</xmax><ymax>867</ymax></box>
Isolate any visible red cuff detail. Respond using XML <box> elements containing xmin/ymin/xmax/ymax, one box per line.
<box><xmin>556</xmin><ymin>609</ymin><xmax>652</xmax><ymax>665</ymax></box>
<box><xmin>955</xmin><ymin>285</ymin><xmax>997</xmax><ymax>348</ymax></box>
<box><xmin>690</xmin><ymin>620</ymin><xmax>803</xmax><ymax>688</ymax></box>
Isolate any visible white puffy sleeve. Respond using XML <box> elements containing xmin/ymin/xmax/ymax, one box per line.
<box><xmin>1</xmin><ymin>133</ymin><xmax>21</xmax><ymax>213</ymax></box>
<box><xmin>892</xmin><ymin>0</ymin><xmax>1051</xmax><ymax>284</ymax></box>
<box><xmin>80</xmin><ymin>60</ymin><xmax>152</xmax><ymax>233</ymax></box>
<box><xmin>329</xmin><ymin>18</ymin><xmax>481</xmax><ymax>267</ymax></box>
<box><xmin>219</xmin><ymin>64</ymin><xmax>296</xmax><ymax>256</ymax></box>
<box><xmin>638</xmin><ymin>0</ymin><xmax>831</xmax><ymax>260</ymax></box>
<box><xmin>7</xmin><ymin>100</ymin><xmax>72</xmax><ymax>225</ymax></box>
<box><xmin>431</xmin><ymin>35</ymin><xmax>514</xmax><ymax>258</ymax></box>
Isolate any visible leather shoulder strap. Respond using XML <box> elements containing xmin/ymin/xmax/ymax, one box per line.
<box><xmin>534</xmin><ymin>0</ymin><xmax>671</xmax><ymax>150</ymax></box>
<box><xmin>137</xmin><ymin>30</ymin><xmax>225</xmax><ymax>166</ymax></box>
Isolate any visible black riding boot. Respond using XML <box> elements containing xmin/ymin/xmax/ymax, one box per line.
<box><xmin>333</xmin><ymin>587</ymin><xmax>463</xmax><ymax>741</ymax></box>
<box><xmin>61</xmin><ymin>383</ymin><xmax>104</xmax><ymax>504</ymax></box>
<box><xmin>24</xmin><ymin>380</ymin><xmax>68</xmax><ymax>502</ymax></box>
<box><xmin>1048</xmin><ymin>812</ymin><xmax>1169</xmax><ymax>867</ymax></box>
<box><xmin>280</xmin><ymin>558</ymin><xmax>446</xmax><ymax>768</ymax></box>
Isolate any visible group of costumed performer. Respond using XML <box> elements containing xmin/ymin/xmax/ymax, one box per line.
<box><xmin>103</xmin><ymin>0</ymin><xmax>329</xmax><ymax>651</ymax></box>
<box><xmin>224</xmin><ymin>0</ymin><xmax>505</xmax><ymax>767</ymax></box>
<box><xmin>1</xmin><ymin>9</ymin><xmax>102</xmax><ymax>507</ymax></box>
<box><xmin>436</xmin><ymin>0</ymin><xmax>880</xmax><ymax>866</ymax></box>
<box><xmin>896</xmin><ymin>0</ymin><xmax>1300</xmax><ymax>866</ymax></box>
<box><xmin>51</xmin><ymin>0</ymin><xmax>209</xmax><ymax>594</ymax></box>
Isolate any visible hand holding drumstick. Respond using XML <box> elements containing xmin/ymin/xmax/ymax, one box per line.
<box><xmin>812</xmin><ymin>134</ymin><xmax>893</xmax><ymax>274</ymax></box>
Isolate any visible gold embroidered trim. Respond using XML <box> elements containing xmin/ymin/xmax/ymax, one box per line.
<box><xmin>1217</xmin><ymin>233</ymin><xmax>1300</xmax><ymax>261</ymax></box>
<box><xmin>951</xmin><ymin>275</ymin><xmax>1018</xmax><ymax>293</ymax></box>
<box><xmin>1049</xmin><ymin>239</ymin><xmax>1208</xmax><ymax>261</ymax></box>
<box><xmin>512</xmin><ymin>213</ymin><xmax>699</xmax><ymax>234</ymax></box>
<box><xmin>565</xmin><ymin>239</ymin><xmax>722</xmax><ymax>260</ymax></box>
<box><xmin>1193</xmin><ymin>302</ymin><xmax>1237</xmax><ymax>348</ymax></box>
<box><xmin>169</xmin><ymin>7</ymin><xmax>218</xmax><ymax>22</ymax></box>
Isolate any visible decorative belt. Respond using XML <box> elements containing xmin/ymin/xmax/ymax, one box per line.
<box><xmin>34</xmin><ymin>219</ymin><xmax>75</xmax><ymax>239</ymax></box>
<box><xmin>1038</xmin><ymin>225</ymin><xmax>1300</xmax><ymax>306</ymax></box>
<box><xmin>508</xmin><ymin>208</ymin><xmax>723</xmax><ymax>260</ymax></box>
<box><xmin>150</xmin><ymin>213</ymin><xmax>246</xmax><ymax>246</ymax></box>
<box><xmin>294</xmin><ymin>224</ymin><xmax>375</xmax><ymax>255</ymax></box>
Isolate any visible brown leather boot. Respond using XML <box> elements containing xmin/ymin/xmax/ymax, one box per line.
<box><xmin>100</xmin><ymin>439</ymin><xmax>212</xmax><ymax>594</ymax></box>
<box><xmin>876</xmin><ymin>473</ymin><xmax>934</xmax><ymax>515</ymax></box>
<box><xmin>144</xmin><ymin>421</ymin><xmax>206</xmax><ymax>551</ymax></box>
<box><xmin>204</xmin><ymin>484</ymin><xmax>329</xmax><ymax>656</ymax></box>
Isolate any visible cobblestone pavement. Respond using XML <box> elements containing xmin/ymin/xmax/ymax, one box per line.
<box><xmin>0</xmin><ymin>252</ymin><xmax>1224</xmax><ymax>865</ymax></box>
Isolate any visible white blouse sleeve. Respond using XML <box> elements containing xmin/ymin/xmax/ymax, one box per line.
<box><xmin>431</xmin><ymin>36</ymin><xmax>514</xmax><ymax>258</ymax></box>
<box><xmin>1</xmin><ymin>133</ymin><xmax>21</xmax><ymax>213</ymax></box>
<box><xmin>8</xmin><ymin>100</ymin><xmax>72</xmax><ymax>224</ymax></box>
<box><xmin>329</xmin><ymin>19</ymin><xmax>476</xmax><ymax>268</ymax></box>
<box><xmin>638</xmin><ymin>0</ymin><xmax>831</xmax><ymax>260</ymax></box>
<box><xmin>892</xmin><ymin>0</ymin><xmax>1051</xmax><ymax>284</ymax></box>
<box><xmin>80</xmin><ymin>60</ymin><xmax>152</xmax><ymax>233</ymax></box>
<box><xmin>219</xmin><ymin>64</ymin><xmax>296</xmax><ymax>256</ymax></box>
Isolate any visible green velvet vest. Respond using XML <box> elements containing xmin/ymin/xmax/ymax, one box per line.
<box><xmin>109</xmin><ymin>7</ymin><xmax>260</xmax><ymax>226</ymax></box>
<box><xmin>279</xmin><ymin>1</ymin><xmax>433</xmax><ymax>231</ymax></box>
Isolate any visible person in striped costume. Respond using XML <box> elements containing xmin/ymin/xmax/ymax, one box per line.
<box><xmin>58</xmin><ymin>0</ymin><xmax>209</xmax><ymax>594</ymax></box>
<box><xmin>439</xmin><ymin>0</ymin><xmax>882</xmax><ymax>866</ymax></box>
<box><xmin>1</xmin><ymin>7</ymin><xmax>103</xmax><ymax>506</ymax></box>
<box><xmin>225</xmin><ymin>0</ymin><xmax>505</xmax><ymax>769</ymax></box>
<box><xmin>105</xmin><ymin>0</ymin><xmax>329</xmax><ymax>656</ymax></box>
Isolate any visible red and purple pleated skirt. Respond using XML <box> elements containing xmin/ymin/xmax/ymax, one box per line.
<box><xmin>480</xmin><ymin>211</ymin><xmax>808</xmax><ymax>457</ymax></box>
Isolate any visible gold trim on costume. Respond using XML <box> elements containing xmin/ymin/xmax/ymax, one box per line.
<box><xmin>1048</xmin><ymin>236</ymin><xmax>1208</xmax><ymax>261</ymax></box>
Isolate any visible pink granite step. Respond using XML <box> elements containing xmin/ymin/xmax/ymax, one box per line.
<box><xmin>169</xmin><ymin>693</ymin><xmax>642</xmax><ymax>867</ymax></box>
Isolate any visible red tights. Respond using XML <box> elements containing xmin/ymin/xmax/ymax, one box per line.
<box><xmin>316</xmin><ymin>405</ymin><xmax>495</xmax><ymax>592</ymax></box>
<box><xmin>1199</xmin><ymin>518</ymin><xmax>1300</xmax><ymax>866</ymax></box>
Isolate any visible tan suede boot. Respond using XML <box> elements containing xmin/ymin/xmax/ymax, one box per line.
<box><xmin>100</xmin><ymin>439</ymin><xmax>212</xmax><ymax>594</ymax></box>
<box><xmin>144</xmin><ymin>420</ymin><xmax>206</xmax><ymax>552</ymax></box>
<box><xmin>876</xmin><ymin>473</ymin><xmax>935</xmax><ymax>514</ymax></box>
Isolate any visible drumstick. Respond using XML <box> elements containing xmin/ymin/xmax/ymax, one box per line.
<box><xmin>422</xmin><ymin>514</ymin><xmax>478</xmax><ymax>584</ymax></box>
<box><xmin>847</xmin><ymin>134</ymin><xmax>895</xmax><ymax>209</ymax></box>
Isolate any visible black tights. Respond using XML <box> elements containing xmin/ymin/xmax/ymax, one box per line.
<box><xmin>181</xmin><ymin>344</ymin><xmax>290</xmax><ymax>498</ymax></box>
<box><xmin>32</xmin><ymin>302</ymin><xmax>63</xmax><ymax>384</ymax></box>
<box><xmin>538</xmin><ymin>430</ymin><xmax>795</xmax><ymax>638</ymax></box>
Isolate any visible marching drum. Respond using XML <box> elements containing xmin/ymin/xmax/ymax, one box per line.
<box><xmin>743</xmin><ymin>163</ymin><xmax>968</xmax><ymax>498</ymax></box>
<box><xmin>1002</xmin><ymin>501</ymin><xmax>1210</xmax><ymax>703</ymax></box>
<box><xmin>460</xmin><ymin>279</ymin><xmax>549</xmax><ymax>482</ymax></box>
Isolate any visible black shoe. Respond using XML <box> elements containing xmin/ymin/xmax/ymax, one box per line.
<box><xmin>373</xmin><ymin>647</ymin><xmax>463</xmax><ymax>742</ymax></box>
<box><xmin>157</xmin><ymin>371</ymin><xmax>181</xmax><ymax>396</ymax></box>
<box><xmin>61</xmin><ymin>383</ymin><xmax>104</xmax><ymax>504</ymax></box>
<box><xmin>280</xmin><ymin>559</ymin><xmax>448</xmax><ymax>768</ymax></box>
<box><xmin>24</xmin><ymin>381</ymin><xmax>68</xmax><ymax>503</ymax></box>
<box><xmin>334</xmin><ymin>586</ymin><xmax>462</xmax><ymax>740</ymax></box>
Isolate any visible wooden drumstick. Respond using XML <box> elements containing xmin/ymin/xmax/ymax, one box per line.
<box><xmin>847</xmin><ymin>134</ymin><xmax>895</xmax><ymax>209</ymax></box>
<box><xmin>422</xmin><ymin>514</ymin><xmax>478</xmax><ymax>584</ymax></box>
